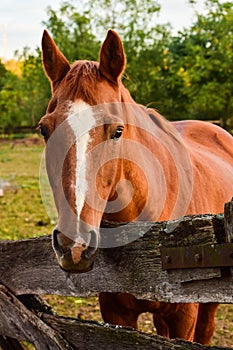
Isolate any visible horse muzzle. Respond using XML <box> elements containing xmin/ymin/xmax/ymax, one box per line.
<box><xmin>52</xmin><ymin>228</ymin><xmax>98</xmax><ymax>273</ymax></box>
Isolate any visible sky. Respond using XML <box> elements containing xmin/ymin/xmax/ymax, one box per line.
<box><xmin>0</xmin><ymin>0</ymin><xmax>208</xmax><ymax>60</ymax></box>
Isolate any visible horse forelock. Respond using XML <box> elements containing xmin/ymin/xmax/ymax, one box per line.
<box><xmin>61</xmin><ymin>60</ymin><xmax>132</xmax><ymax>105</ymax></box>
<box><xmin>63</xmin><ymin>60</ymin><xmax>100</xmax><ymax>103</ymax></box>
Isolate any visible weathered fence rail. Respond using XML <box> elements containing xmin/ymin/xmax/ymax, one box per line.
<box><xmin>0</xmin><ymin>213</ymin><xmax>232</xmax><ymax>302</ymax></box>
<box><xmin>1</xmin><ymin>285</ymin><xmax>231</xmax><ymax>350</ymax></box>
<box><xmin>0</xmin><ymin>204</ymin><xmax>233</xmax><ymax>349</ymax></box>
<box><xmin>0</xmin><ymin>125</ymin><xmax>37</xmax><ymax>135</ymax></box>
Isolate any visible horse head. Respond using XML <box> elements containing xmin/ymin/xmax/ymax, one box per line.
<box><xmin>40</xmin><ymin>29</ymin><xmax>134</xmax><ymax>273</ymax></box>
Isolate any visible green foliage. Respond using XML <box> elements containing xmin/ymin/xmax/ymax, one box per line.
<box><xmin>0</xmin><ymin>70</ymin><xmax>26</xmax><ymax>128</ymax></box>
<box><xmin>185</xmin><ymin>0</ymin><xmax>233</xmax><ymax>125</ymax></box>
<box><xmin>148</xmin><ymin>0</ymin><xmax>233</xmax><ymax>124</ymax></box>
<box><xmin>0</xmin><ymin>60</ymin><xmax>7</xmax><ymax>90</ymax></box>
<box><xmin>42</xmin><ymin>0</ymin><xmax>168</xmax><ymax>109</ymax></box>
<box><xmin>0</xmin><ymin>50</ymin><xmax>50</xmax><ymax>130</ymax></box>
<box><xmin>18</xmin><ymin>48</ymin><xmax>51</xmax><ymax>125</ymax></box>
<box><xmin>43</xmin><ymin>3</ymin><xmax>100</xmax><ymax>61</ymax></box>
<box><xmin>0</xmin><ymin>0</ymin><xmax>232</xmax><ymax>129</ymax></box>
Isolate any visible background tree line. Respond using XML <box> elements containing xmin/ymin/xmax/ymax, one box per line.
<box><xmin>0</xmin><ymin>0</ymin><xmax>232</xmax><ymax>131</ymax></box>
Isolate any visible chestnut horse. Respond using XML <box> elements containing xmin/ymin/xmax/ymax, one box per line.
<box><xmin>40</xmin><ymin>29</ymin><xmax>233</xmax><ymax>344</ymax></box>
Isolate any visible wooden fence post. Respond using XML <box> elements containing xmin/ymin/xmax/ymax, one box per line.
<box><xmin>224</xmin><ymin>197</ymin><xmax>233</xmax><ymax>243</ymax></box>
<box><xmin>224</xmin><ymin>197</ymin><xmax>233</xmax><ymax>276</ymax></box>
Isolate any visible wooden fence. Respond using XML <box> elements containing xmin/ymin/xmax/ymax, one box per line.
<box><xmin>0</xmin><ymin>201</ymin><xmax>233</xmax><ymax>349</ymax></box>
<box><xmin>0</xmin><ymin>126</ymin><xmax>37</xmax><ymax>135</ymax></box>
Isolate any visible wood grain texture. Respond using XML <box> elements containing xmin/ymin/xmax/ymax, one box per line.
<box><xmin>42</xmin><ymin>313</ymin><xmax>233</xmax><ymax>350</ymax></box>
<box><xmin>0</xmin><ymin>214</ymin><xmax>232</xmax><ymax>303</ymax></box>
<box><xmin>224</xmin><ymin>198</ymin><xmax>233</xmax><ymax>276</ymax></box>
<box><xmin>0</xmin><ymin>285</ymin><xmax>232</xmax><ymax>350</ymax></box>
<box><xmin>225</xmin><ymin>198</ymin><xmax>233</xmax><ymax>243</ymax></box>
<box><xmin>0</xmin><ymin>285</ymin><xmax>72</xmax><ymax>349</ymax></box>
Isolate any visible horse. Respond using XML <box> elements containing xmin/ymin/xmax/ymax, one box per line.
<box><xmin>39</xmin><ymin>28</ymin><xmax>233</xmax><ymax>345</ymax></box>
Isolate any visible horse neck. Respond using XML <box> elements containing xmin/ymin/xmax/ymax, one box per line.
<box><xmin>120</xmin><ymin>103</ymin><xmax>193</xmax><ymax>222</ymax></box>
<box><xmin>120</xmin><ymin>83</ymin><xmax>177</xmax><ymax>138</ymax></box>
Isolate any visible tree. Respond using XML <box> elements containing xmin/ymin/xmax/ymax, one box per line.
<box><xmin>17</xmin><ymin>48</ymin><xmax>50</xmax><ymax>126</ymax></box>
<box><xmin>0</xmin><ymin>70</ymin><xmax>25</xmax><ymax>128</ymax></box>
<box><xmin>0</xmin><ymin>50</ymin><xmax>50</xmax><ymax>129</ymax></box>
<box><xmin>43</xmin><ymin>3</ymin><xmax>100</xmax><ymax>62</ymax></box>
<box><xmin>189</xmin><ymin>1</ymin><xmax>233</xmax><ymax>127</ymax></box>
<box><xmin>0</xmin><ymin>60</ymin><xmax>7</xmax><ymax>90</ymax></box>
<box><xmin>166</xmin><ymin>0</ymin><xmax>233</xmax><ymax>125</ymax></box>
<box><xmin>1</xmin><ymin>0</ymin><xmax>232</xmax><ymax>129</ymax></box>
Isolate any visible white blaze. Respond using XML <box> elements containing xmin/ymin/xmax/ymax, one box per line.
<box><xmin>67</xmin><ymin>100</ymin><xmax>95</xmax><ymax>221</ymax></box>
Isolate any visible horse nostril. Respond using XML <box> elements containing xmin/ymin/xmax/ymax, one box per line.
<box><xmin>52</xmin><ymin>227</ymin><xmax>99</xmax><ymax>267</ymax></box>
<box><xmin>81</xmin><ymin>230</ymin><xmax>99</xmax><ymax>260</ymax></box>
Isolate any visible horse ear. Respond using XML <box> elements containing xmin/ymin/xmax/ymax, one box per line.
<box><xmin>42</xmin><ymin>30</ymin><xmax>70</xmax><ymax>89</ymax></box>
<box><xmin>99</xmin><ymin>29</ymin><xmax>126</xmax><ymax>83</ymax></box>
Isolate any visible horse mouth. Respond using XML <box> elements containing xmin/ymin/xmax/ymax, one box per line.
<box><xmin>57</xmin><ymin>249</ymin><xmax>96</xmax><ymax>273</ymax></box>
<box><xmin>60</xmin><ymin>259</ymin><xmax>94</xmax><ymax>274</ymax></box>
<box><xmin>52</xmin><ymin>229</ymin><xmax>98</xmax><ymax>273</ymax></box>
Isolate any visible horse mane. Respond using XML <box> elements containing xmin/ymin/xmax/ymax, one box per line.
<box><xmin>144</xmin><ymin>107</ymin><xmax>183</xmax><ymax>145</ymax></box>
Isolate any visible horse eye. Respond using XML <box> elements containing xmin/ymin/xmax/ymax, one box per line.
<box><xmin>112</xmin><ymin>126</ymin><xmax>124</xmax><ymax>140</ymax></box>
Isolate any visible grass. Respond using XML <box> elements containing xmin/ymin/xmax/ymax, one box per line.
<box><xmin>0</xmin><ymin>137</ymin><xmax>54</xmax><ymax>239</ymax></box>
<box><xmin>0</xmin><ymin>137</ymin><xmax>232</xmax><ymax>348</ymax></box>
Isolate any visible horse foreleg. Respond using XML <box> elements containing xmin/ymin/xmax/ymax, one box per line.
<box><xmin>99</xmin><ymin>292</ymin><xmax>139</xmax><ymax>329</ymax></box>
<box><xmin>153</xmin><ymin>302</ymin><xmax>199</xmax><ymax>341</ymax></box>
<box><xmin>194</xmin><ymin>303</ymin><xmax>219</xmax><ymax>345</ymax></box>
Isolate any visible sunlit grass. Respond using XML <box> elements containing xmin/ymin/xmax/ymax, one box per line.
<box><xmin>0</xmin><ymin>138</ymin><xmax>54</xmax><ymax>239</ymax></box>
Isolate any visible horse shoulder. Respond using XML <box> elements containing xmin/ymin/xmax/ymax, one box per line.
<box><xmin>172</xmin><ymin>120</ymin><xmax>233</xmax><ymax>214</ymax></box>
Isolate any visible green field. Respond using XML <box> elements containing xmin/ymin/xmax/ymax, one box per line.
<box><xmin>0</xmin><ymin>137</ymin><xmax>232</xmax><ymax>348</ymax></box>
